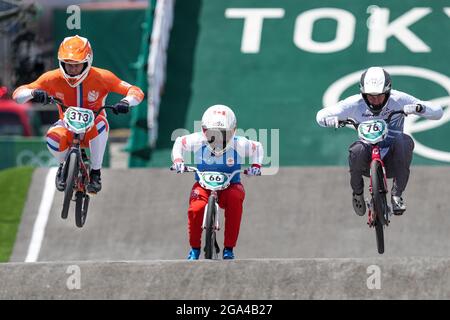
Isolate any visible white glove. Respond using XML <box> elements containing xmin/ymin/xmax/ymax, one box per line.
<box><xmin>324</xmin><ymin>116</ymin><xmax>339</xmax><ymax>128</ymax></box>
<box><xmin>171</xmin><ymin>160</ymin><xmax>185</xmax><ymax>173</ymax></box>
<box><xmin>246</xmin><ymin>165</ymin><xmax>261</xmax><ymax>176</ymax></box>
<box><xmin>404</xmin><ymin>104</ymin><xmax>425</xmax><ymax>115</ymax></box>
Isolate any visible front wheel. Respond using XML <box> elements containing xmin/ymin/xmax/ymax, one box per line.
<box><xmin>75</xmin><ymin>192</ymin><xmax>89</xmax><ymax>228</ymax></box>
<box><xmin>61</xmin><ymin>152</ymin><xmax>78</xmax><ymax>219</ymax></box>
<box><xmin>370</xmin><ymin>160</ymin><xmax>388</xmax><ymax>254</ymax></box>
<box><xmin>204</xmin><ymin>195</ymin><xmax>219</xmax><ymax>259</ymax></box>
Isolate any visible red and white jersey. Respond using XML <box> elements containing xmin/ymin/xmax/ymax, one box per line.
<box><xmin>172</xmin><ymin>132</ymin><xmax>264</xmax><ymax>183</ymax></box>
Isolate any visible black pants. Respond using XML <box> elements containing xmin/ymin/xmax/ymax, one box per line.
<box><xmin>348</xmin><ymin>133</ymin><xmax>414</xmax><ymax>197</ymax></box>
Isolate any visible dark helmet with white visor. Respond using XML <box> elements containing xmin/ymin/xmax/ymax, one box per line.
<box><xmin>359</xmin><ymin>67</ymin><xmax>392</xmax><ymax>115</ymax></box>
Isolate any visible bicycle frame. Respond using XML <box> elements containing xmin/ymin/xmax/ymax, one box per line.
<box><xmin>367</xmin><ymin>144</ymin><xmax>389</xmax><ymax>226</ymax></box>
<box><xmin>64</xmin><ymin>137</ymin><xmax>90</xmax><ymax>194</ymax></box>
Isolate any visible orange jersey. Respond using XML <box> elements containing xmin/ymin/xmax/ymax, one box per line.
<box><xmin>13</xmin><ymin>67</ymin><xmax>144</xmax><ymax>118</ymax></box>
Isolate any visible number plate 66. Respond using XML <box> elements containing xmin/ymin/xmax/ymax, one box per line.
<box><xmin>203</xmin><ymin>173</ymin><xmax>226</xmax><ymax>187</ymax></box>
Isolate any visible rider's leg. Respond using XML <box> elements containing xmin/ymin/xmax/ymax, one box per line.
<box><xmin>86</xmin><ymin>116</ymin><xmax>109</xmax><ymax>170</ymax></box>
<box><xmin>218</xmin><ymin>183</ymin><xmax>245</xmax><ymax>252</ymax></box>
<box><xmin>46</xmin><ymin>121</ymin><xmax>70</xmax><ymax>163</ymax></box>
<box><xmin>187</xmin><ymin>183</ymin><xmax>209</xmax><ymax>249</ymax></box>
<box><xmin>384</xmin><ymin>134</ymin><xmax>414</xmax><ymax>197</ymax></box>
<box><xmin>85</xmin><ymin>116</ymin><xmax>109</xmax><ymax>193</ymax></box>
<box><xmin>384</xmin><ymin>134</ymin><xmax>414</xmax><ymax>214</ymax></box>
<box><xmin>348</xmin><ymin>141</ymin><xmax>371</xmax><ymax>194</ymax></box>
<box><xmin>348</xmin><ymin>141</ymin><xmax>371</xmax><ymax>216</ymax></box>
<box><xmin>46</xmin><ymin>122</ymin><xmax>71</xmax><ymax>191</ymax></box>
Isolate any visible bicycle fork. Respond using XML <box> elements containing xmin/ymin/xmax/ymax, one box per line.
<box><xmin>202</xmin><ymin>192</ymin><xmax>220</xmax><ymax>231</ymax></box>
<box><xmin>65</xmin><ymin>135</ymin><xmax>90</xmax><ymax>194</ymax></box>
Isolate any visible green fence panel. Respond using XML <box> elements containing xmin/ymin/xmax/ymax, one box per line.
<box><xmin>0</xmin><ymin>136</ymin><xmax>110</xmax><ymax>170</ymax></box>
<box><xmin>128</xmin><ymin>0</ymin><xmax>156</xmax><ymax>167</ymax></box>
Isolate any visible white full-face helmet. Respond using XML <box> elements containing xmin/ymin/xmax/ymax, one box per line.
<box><xmin>360</xmin><ymin>66</ymin><xmax>392</xmax><ymax>115</ymax></box>
<box><xmin>201</xmin><ymin>104</ymin><xmax>237</xmax><ymax>155</ymax></box>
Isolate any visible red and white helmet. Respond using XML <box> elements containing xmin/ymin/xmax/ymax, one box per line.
<box><xmin>58</xmin><ymin>35</ymin><xmax>93</xmax><ymax>87</ymax></box>
<box><xmin>201</xmin><ymin>104</ymin><xmax>237</xmax><ymax>155</ymax></box>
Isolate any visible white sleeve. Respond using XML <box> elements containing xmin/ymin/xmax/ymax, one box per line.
<box><xmin>419</xmin><ymin>102</ymin><xmax>443</xmax><ymax>120</ymax></box>
<box><xmin>316</xmin><ymin>96</ymin><xmax>355</xmax><ymax>127</ymax></box>
<box><xmin>171</xmin><ymin>132</ymin><xmax>204</xmax><ymax>162</ymax></box>
<box><xmin>400</xmin><ymin>91</ymin><xmax>443</xmax><ymax>120</ymax></box>
<box><xmin>236</xmin><ymin>137</ymin><xmax>264</xmax><ymax>165</ymax></box>
<box><xmin>13</xmin><ymin>88</ymin><xmax>34</xmax><ymax>104</ymax></box>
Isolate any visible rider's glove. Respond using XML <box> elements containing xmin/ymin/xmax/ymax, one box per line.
<box><xmin>171</xmin><ymin>159</ymin><xmax>185</xmax><ymax>173</ymax></box>
<box><xmin>324</xmin><ymin>116</ymin><xmax>339</xmax><ymax>128</ymax></box>
<box><xmin>404</xmin><ymin>103</ymin><xmax>425</xmax><ymax>115</ymax></box>
<box><xmin>31</xmin><ymin>89</ymin><xmax>49</xmax><ymax>104</ymax></box>
<box><xmin>246</xmin><ymin>164</ymin><xmax>261</xmax><ymax>176</ymax></box>
<box><xmin>112</xmin><ymin>100</ymin><xmax>130</xmax><ymax>115</ymax></box>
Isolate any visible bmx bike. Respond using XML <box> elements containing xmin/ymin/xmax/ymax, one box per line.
<box><xmin>338</xmin><ymin>110</ymin><xmax>407</xmax><ymax>254</ymax></box>
<box><xmin>48</xmin><ymin>96</ymin><xmax>115</xmax><ymax>228</ymax></box>
<box><xmin>171</xmin><ymin>165</ymin><xmax>244</xmax><ymax>259</ymax></box>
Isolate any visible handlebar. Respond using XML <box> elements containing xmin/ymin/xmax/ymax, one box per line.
<box><xmin>338</xmin><ymin>110</ymin><xmax>407</xmax><ymax>129</ymax></box>
<box><xmin>48</xmin><ymin>96</ymin><xmax>115</xmax><ymax>118</ymax></box>
<box><xmin>168</xmin><ymin>165</ymin><xmax>197</xmax><ymax>173</ymax></box>
<box><xmin>170</xmin><ymin>165</ymin><xmax>249</xmax><ymax>175</ymax></box>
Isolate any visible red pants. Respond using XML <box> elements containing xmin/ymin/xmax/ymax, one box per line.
<box><xmin>188</xmin><ymin>182</ymin><xmax>245</xmax><ymax>249</ymax></box>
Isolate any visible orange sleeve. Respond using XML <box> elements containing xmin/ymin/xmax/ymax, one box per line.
<box><xmin>12</xmin><ymin>72</ymin><xmax>53</xmax><ymax>104</ymax></box>
<box><xmin>101</xmin><ymin>69</ymin><xmax>144</xmax><ymax>106</ymax></box>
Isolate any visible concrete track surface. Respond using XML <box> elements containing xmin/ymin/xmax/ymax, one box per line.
<box><xmin>3</xmin><ymin>167</ymin><xmax>450</xmax><ymax>299</ymax></box>
<box><xmin>1</xmin><ymin>258</ymin><xmax>450</xmax><ymax>299</ymax></box>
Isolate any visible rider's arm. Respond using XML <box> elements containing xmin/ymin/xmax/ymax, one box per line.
<box><xmin>101</xmin><ymin>69</ymin><xmax>144</xmax><ymax>106</ymax></box>
<box><xmin>172</xmin><ymin>132</ymin><xmax>204</xmax><ymax>163</ymax></box>
<box><xmin>12</xmin><ymin>73</ymin><xmax>52</xmax><ymax>104</ymax></box>
<box><xmin>400</xmin><ymin>92</ymin><xmax>443</xmax><ymax>120</ymax></box>
<box><xmin>316</xmin><ymin>96</ymin><xmax>357</xmax><ymax>127</ymax></box>
<box><xmin>421</xmin><ymin>103</ymin><xmax>443</xmax><ymax>120</ymax></box>
<box><xmin>236</xmin><ymin>137</ymin><xmax>264</xmax><ymax>166</ymax></box>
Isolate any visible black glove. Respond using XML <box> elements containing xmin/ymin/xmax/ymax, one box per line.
<box><xmin>112</xmin><ymin>100</ymin><xmax>130</xmax><ymax>115</ymax></box>
<box><xmin>31</xmin><ymin>89</ymin><xmax>49</xmax><ymax>104</ymax></box>
<box><xmin>416</xmin><ymin>103</ymin><xmax>425</xmax><ymax>113</ymax></box>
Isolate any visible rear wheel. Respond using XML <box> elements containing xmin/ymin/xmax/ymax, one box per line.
<box><xmin>204</xmin><ymin>195</ymin><xmax>218</xmax><ymax>259</ymax></box>
<box><xmin>371</xmin><ymin>160</ymin><xmax>388</xmax><ymax>254</ymax></box>
<box><xmin>75</xmin><ymin>191</ymin><xmax>89</xmax><ymax>228</ymax></box>
<box><xmin>61</xmin><ymin>152</ymin><xmax>78</xmax><ymax>219</ymax></box>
